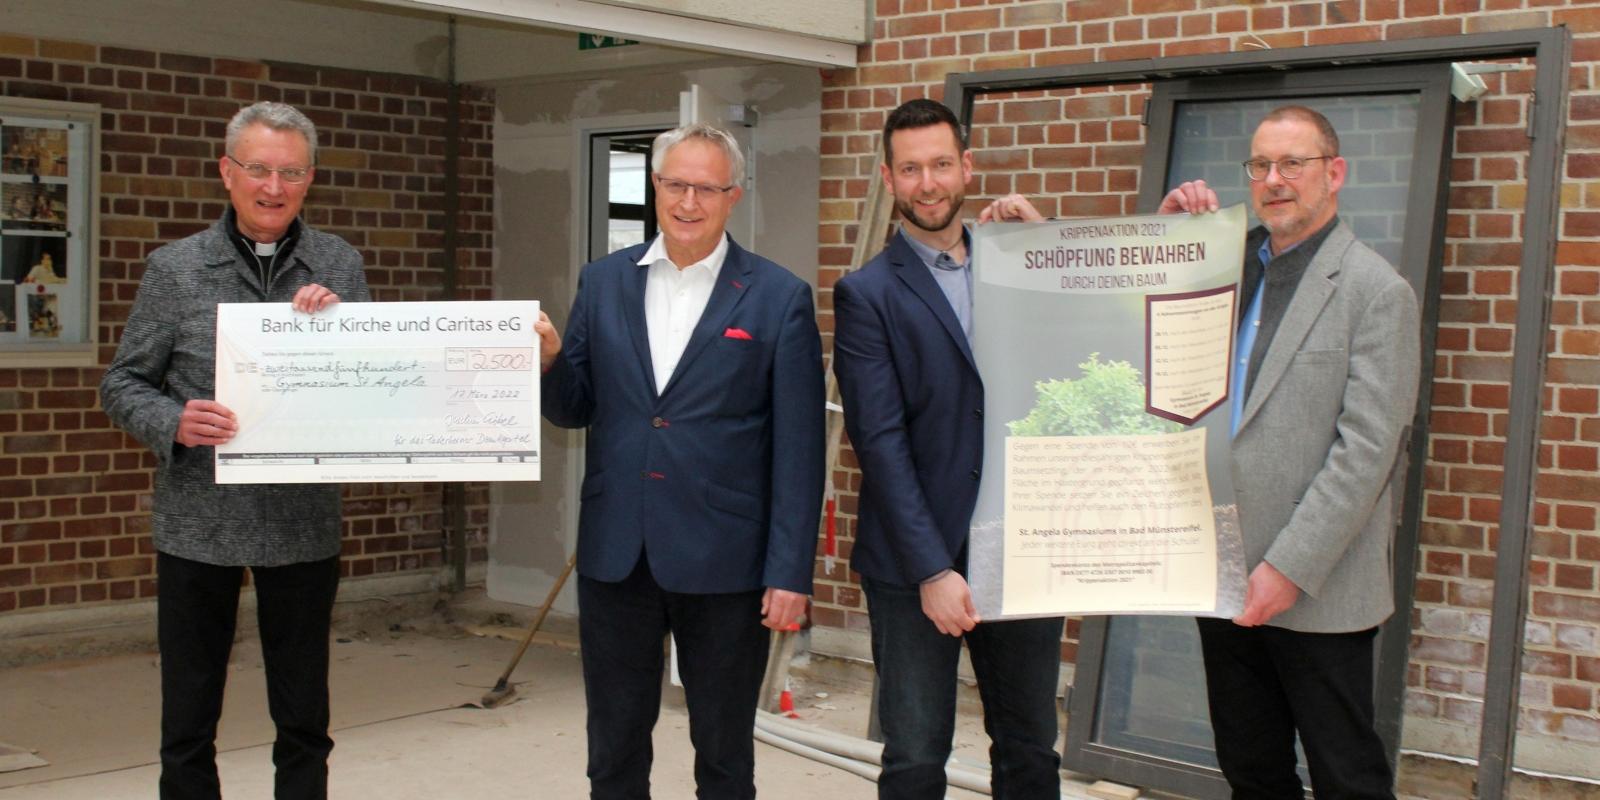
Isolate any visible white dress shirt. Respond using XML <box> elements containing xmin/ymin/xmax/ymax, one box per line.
<box><xmin>639</xmin><ymin>233</ymin><xmax>729</xmax><ymax>393</ymax></box>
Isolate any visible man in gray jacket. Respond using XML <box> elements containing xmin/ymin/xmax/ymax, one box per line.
<box><xmin>101</xmin><ymin>101</ymin><xmax>368</xmax><ymax>800</ymax></box>
<box><xmin>1160</xmin><ymin>106</ymin><xmax>1420</xmax><ymax>799</ymax></box>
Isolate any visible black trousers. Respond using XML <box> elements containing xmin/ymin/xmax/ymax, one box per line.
<box><xmin>157</xmin><ymin>552</ymin><xmax>340</xmax><ymax>800</ymax></box>
<box><xmin>578</xmin><ymin>558</ymin><xmax>769</xmax><ymax>800</ymax></box>
<box><xmin>1196</xmin><ymin>618</ymin><xmax>1395</xmax><ymax>800</ymax></box>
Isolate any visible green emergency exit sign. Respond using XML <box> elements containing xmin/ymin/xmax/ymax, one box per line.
<box><xmin>579</xmin><ymin>34</ymin><xmax>639</xmax><ymax>50</ymax></box>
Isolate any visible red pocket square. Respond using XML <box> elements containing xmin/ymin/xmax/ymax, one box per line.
<box><xmin>723</xmin><ymin>327</ymin><xmax>753</xmax><ymax>340</ymax></box>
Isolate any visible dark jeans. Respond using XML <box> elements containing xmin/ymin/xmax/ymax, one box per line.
<box><xmin>863</xmin><ymin>577</ymin><xmax>1064</xmax><ymax>800</ymax></box>
<box><xmin>1196</xmin><ymin>618</ymin><xmax>1395</xmax><ymax>800</ymax></box>
<box><xmin>578</xmin><ymin>559</ymin><xmax>769</xmax><ymax>800</ymax></box>
<box><xmin>157</xmin><ymin>552</ymin><xmax>340</xmax><ymax>800</ymax></box>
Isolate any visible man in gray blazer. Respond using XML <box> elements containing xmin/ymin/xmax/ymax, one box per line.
<box><xmin>101</xmin><ymin>102</ymin><xmax>367</xmax><ymax>800</ymax></box>
<box><xmin>1160</xmin><ymin>106</ymin><xmax>1420</xmax><ymax>799</ymax></box>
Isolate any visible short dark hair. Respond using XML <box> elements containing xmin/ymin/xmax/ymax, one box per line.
<box><xmin>1261</xmin><ymin>105</ymin><xmax>1340</xmax><ymax>157</ymax></box>
<box><xmin>882</xmin><ymin>98</ymin><xmax>967</xmax><ymax>162</ymax></box>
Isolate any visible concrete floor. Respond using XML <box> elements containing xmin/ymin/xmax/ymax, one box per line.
<box><xmin>0</xmin><ymin>602</ymin><xmax>1015</xmax><ymax>800</ymax></box>
<box><xmin>2</xmin><ymin>592</ymin><xmax>1535</xmax><ymax>799</ymax></box>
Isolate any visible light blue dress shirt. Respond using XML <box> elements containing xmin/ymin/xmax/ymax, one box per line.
<box><xmin>1231</xmin><ymin>237</ymin><xmax>1301</xmax><ymax>437</ymax></box>
<box><xmin>902</xmin><ymin>227</ymin><xmax>974</xmax><ymax>344</ymax></box>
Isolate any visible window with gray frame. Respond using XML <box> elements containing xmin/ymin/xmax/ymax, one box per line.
<box><xmin>0</xmin><ymin>97</ymin><xmax>98</xmax><ymax>367</ymax></box>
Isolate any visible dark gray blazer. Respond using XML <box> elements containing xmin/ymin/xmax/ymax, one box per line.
<box><xmin>100</xmin><ymin>216</ymin><xmax>370</xmax><ymax>567</ymax></box>
<box><xmin>1233</xmin><ymin>220</ymin><xmax>1420</xmax><ymax>633</ymax></box>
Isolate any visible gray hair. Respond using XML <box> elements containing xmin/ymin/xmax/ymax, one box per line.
<box><xmin>651</xmin><ymin>124</ymin><xmax>745</xmax><ymax>187</ymax></box>
<box><xmin>225</xmin><ymin>101</ymin><xmax>318</xmax><ymax>163</ymax></box>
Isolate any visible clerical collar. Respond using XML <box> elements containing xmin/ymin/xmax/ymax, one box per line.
<box><xmin>224</xmin><ymin>208</ymin><xmax>301</xmax><ymax>290</ymax></box>
<box><xmin>224</xmin><ymin>208</ymin><xmax>300</xmax><ymax>253</ymax></box>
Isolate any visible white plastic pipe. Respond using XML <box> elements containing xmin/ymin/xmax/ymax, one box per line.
<box><xmin>754</xmin><ymin>711</ymin><xmax>995</xmax><ymax>794</ymax></box>
<box><xmin>753</xmin><ymin>726</ymin><xmax>881</xmax><ymax>783</ymax></box>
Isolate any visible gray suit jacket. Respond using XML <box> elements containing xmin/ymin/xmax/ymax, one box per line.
<box><xmin>100</xmin><ymin>216</ymin><xmax>370</xmax><ymax>567</ymax></box>
<box><xmin>1232</xmin><ymin>220</ymin><xmax>1420</xmax><ymax>633</ymax></box>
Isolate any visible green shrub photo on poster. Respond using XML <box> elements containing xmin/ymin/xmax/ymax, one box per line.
<box><xmin>1007</xmin><ymin>354</ymin><xmax>1182</xmax><ymax>438</ymax></box>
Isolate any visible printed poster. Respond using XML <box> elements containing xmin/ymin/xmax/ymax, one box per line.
<box><xmin>968</xmin><ymin>205</ymin><xmax>1250</xmax><ymax>619</ymax></box>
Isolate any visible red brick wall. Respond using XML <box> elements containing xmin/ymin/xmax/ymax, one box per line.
<box><xmin>814</xmin><ymin>0</ymin><xmax>1600</xmax><ymax>755</ymax></box>
<box><xmin>0</xmin><ymin>35</ymin><xmax>495</xmax><ymax>612</ymax></box>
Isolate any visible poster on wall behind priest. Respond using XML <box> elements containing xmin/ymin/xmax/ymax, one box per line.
<box><xmin>967</xmin><ymin>204</ymin><xmax>1250</xmax><ymax>620</ymax></box>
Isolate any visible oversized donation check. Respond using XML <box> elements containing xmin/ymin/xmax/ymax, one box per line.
<box><xmin>214</xmin><ymin>301</ymin><xmax>540</xmax><ymax>484</ymax></box>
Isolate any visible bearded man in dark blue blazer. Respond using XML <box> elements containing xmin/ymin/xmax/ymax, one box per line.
<box><xmin>536</xmin><ymin>123</ymin><xmax>824</xmax><ymax>799</ymax></box>
<box><xmin>833</xmin><ymin>99</ymin><xmax>1063</xmax><ymax>799</ymax></box>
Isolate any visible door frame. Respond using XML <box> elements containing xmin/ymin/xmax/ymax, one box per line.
<box><xmin>565</xmin><ymin>111</ymin><xmax>678</xmax><ymax>570</ymax></box>
<box><xmin>942</xmin><ymin>28</ymin><xmax>1570</xmax><ymax>800</ymax></box>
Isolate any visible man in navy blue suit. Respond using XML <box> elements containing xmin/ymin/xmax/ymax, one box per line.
<box><xmin>832</xmin><ymin>99</ymin><xmax>1062</xmax><ymax>799</ymax></box>
<box><xmin>535</xmin><ymin>123</ymin><xmax>825</xmax><ymax>799</ymax></box>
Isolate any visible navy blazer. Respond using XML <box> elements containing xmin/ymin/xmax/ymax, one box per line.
<box><xmin>833</xmin><ymin>231</ymin><xmax>985</xmax><ymax>586</ymax></box>
<box><xmin>542</xmin><ymin>237</ymin><xmax>825</xmax><ymax>595</ymax></box>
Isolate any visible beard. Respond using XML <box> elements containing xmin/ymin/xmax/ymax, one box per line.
<box><xmin>1256</xmin><ymin>184</ymin><xmax>1332</xmax><ymax>243</ymax></box>
<box><xmin>895</xmin><ymin>192</ymin><xmax>964</xmax><ymax>235</ymax></box>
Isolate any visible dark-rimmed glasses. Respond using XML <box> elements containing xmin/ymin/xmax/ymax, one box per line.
<box><xmin>1242</xmin><ymin>156</ymin><xmax>1333</xmax><ymax>182</ymax></box>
